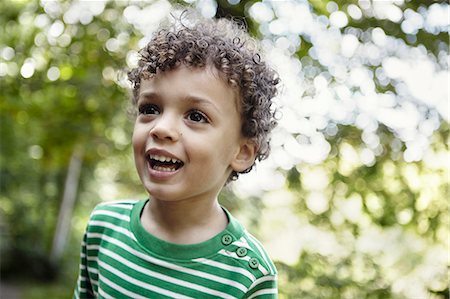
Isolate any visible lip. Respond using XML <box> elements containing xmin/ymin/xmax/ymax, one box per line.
<box><xmin>145</xmin><ymin>148</ymin><xmax>183</xmax><ymax>180</ymax></box>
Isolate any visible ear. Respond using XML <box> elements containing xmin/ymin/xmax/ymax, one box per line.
<box><xmin>231</xmin><ymin>138</ymin><xmax>258</xmax><ymax>173</ymax></box>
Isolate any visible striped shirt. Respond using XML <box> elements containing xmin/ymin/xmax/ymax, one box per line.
<box><xmin>73</xmin><ymin>199</ymin><xmax>277</xmax><ymax>298</ymax></box>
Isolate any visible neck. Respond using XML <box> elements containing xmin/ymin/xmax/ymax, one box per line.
<box><xmin>141</xmin><ymin>196</ymin><xmax>228</xmax><ymax>244</ymax></box>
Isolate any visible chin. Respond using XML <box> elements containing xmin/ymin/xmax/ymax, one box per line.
<box><xmin>144</xmin><ymin>183</ymin><xmax>178</xmax><ymax>201</ymax></box>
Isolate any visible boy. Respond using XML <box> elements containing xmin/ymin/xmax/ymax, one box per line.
<box><xmin>74</xmin><ymin>12</ymin><xmax>279</xmax><ymax>299</ymax></box>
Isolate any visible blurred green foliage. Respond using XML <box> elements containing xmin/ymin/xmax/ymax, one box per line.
<box><xmin>1</xmin><ymin>0</ymin><xmax>139</xmax><ymax>282</ymax></box>
<box><xmin>0</xmin><ymin>0</ymin><xmax>448</xmax><ymax>298</ymax></box>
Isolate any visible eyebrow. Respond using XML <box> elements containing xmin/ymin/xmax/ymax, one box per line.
<box><xmin>138</xmin><ymin>91</ymin><xmax>159</xmax><ymax>101</ymax></box>
<box><xmin>184</xmin><ymin>96</ymin><xmax>221</xmax><ymax>113</ymax></box>
<box><xmin>138</xmin><ymin>91</ymin><xmax>221</xmax><ymax>113</ymax></box>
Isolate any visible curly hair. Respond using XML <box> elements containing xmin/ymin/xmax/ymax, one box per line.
<box><xmin>128</xmin><ymin>13</ymin><xmax>279</xmax><ymax>180</ymax></box>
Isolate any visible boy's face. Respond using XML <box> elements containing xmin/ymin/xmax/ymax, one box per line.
<box><xmin>132</xmin><ymin>65</ymin><xmax>255</xmax><ymax>203</ymax></box>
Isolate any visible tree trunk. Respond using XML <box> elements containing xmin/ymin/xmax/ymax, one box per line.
<box><xmin>50</xmin><ymin>146</ymin><xmax>84</xmax><ymax>264</ymax></box>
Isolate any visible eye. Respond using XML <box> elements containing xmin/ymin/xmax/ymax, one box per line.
<box><xmin>138</xmin><ymin>104</ymin><xmax>160</xmax><ymax>115</ymax></box>
<box><xmin>187</xmin><ymin>110</ymin><xmax>208</xmax><ymax>123</ymax></box>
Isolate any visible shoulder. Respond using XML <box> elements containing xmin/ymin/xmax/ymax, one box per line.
<box><xmin>83</xmin><ymin>199</ymin><xmax>145</xmax><ymax>246</ymax></box>
<box><xmin>94</xmin><ymin>199</ymin><xmax>141</xmax><ymax>210</ymax></box>
<box><xmin>86</xmin><ymin>199</ymin><xmax>142</xmax><ymax>228</ymax></box>
<box><xmin>239</xmin><ymin>230</ymin><xmax>277</xmax><ymax>277</ymax></box>
<box><xmin>232</xmin><ymin>230</ymin><xmax>278</xmax><ymax>297</ymax></box>
<box><xmin>223</xmin><ymin>209</ymin><xmax>277</xmax><ymax>277</ymax></box>
<box><xmin>91</xmin><ymin>199</ymin><xmax>140</xmax><ymax>216</ymax></box>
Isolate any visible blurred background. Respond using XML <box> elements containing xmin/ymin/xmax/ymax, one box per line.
<box><xmin>0</xmin><ymin>0</ymin><xmax>448</xmax><ymax>298</ymax></box>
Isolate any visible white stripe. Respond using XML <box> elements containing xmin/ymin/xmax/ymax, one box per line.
<box><xmin>87</xmin><ymin>232</ymin><xmax>247</xmax><ymax>292</ymax></box>
<box><xmin>218</xmin><ymin>249</ymin><xmax>269</xmax><ymax>276</ymax></box>
<box><xmin>88</xmin><ymin>267</ymin><xmax>98</xmax><ymax>275</ymax></box>
<box><xmin>88</xmin><ymin>220</ymin><xmax>136</xmax><ymax>241</ymax></box>
<box><xmin>105</xmin><ymin>203</ymin><xmax>134</xmax><ymax>210</ymax></box>
<box><xmin>86</xmin><ymin>244</ymin><xmax>100</xmax><ymax>251</ymax></box>
<box><xmin>98</xmin><ymin>200</ymin><xmax>138</xmax><ymax>206</ymax></box>
<box><xmin>247</xmin><ymin>288</ymin><xmax>278</xmax><ymax>299</ymax></box>
<box><xmin>233</xmin><ymin>237</ymin><xmax>251</xmax><ymax>248</ymax></box>
<box><xmin>246</xmin><ymin>234</ymin><xmax>275</xmax><ymax>273</ymax></box>
<box><xmin>219</xmin><ymin>249</ymin><xmax>243</xmax><ymax>259</ymax></box>
<box><xmin>92</xmin><ymin>210</ymin><xmax>131</xmax><ymax>222</ymax></box>
<box><xmin>98</xmin><ymin>275</ymin><xmax>143</xmax><ymax>299</ymax></box>
<box><xmin>99</xmin><ymin>260</ymin><xmax>195</xmax><ymax>299</ymax></box>
<box><xmin>248</xmin><ymin>275</ymin><xmax>277</xmax><ymax>290</ymax></box>
<box><xmin>100</xmin><ymin>247</ymin><xmax>236</xmax><ymax>299</ymax></box>
<box><xmin>87</xmin><ymin>255</ymin><xmax>99</xmax><ymax>262</ymax></box>
<box><xmin>98</xmin><ymin>285</ymin><xmax>115</xmax><ymax>299</ymax></box>
<box><xmin>257</xmin><ymin>264</ymin><xmax>269</xmax><ymax>275</ymax></box>
<box><xmin>193</xmin><ymin>257</ymin><xmax>256</xmax><ymax>282</ymax></box>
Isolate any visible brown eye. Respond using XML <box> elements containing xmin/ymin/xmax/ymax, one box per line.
<box><xmin>139</xmin><ymin>104</ymin><xmax>160</xmax><ymax>115</ymax></box>
<box><xmin>187</xmin><ymin>110</ymin><xmax>208</xmax><ymax>123</ymax></box>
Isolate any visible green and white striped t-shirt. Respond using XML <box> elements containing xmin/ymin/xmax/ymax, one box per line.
<box><xmin>73</xmin><ymin>199</ymin><xmax>277</xmax><ymax>298</ymax></box>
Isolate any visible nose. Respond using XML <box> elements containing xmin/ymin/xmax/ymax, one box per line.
<box><xmin>149</xmin><ymin>113</ymin><xmax>180</xmax><ymax>142</ymax></box>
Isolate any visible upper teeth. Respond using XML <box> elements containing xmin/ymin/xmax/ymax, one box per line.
<box><xmin>150</xmin><ymin>155</ymin><xmax>181</xmax><ymax>163</ymax></box>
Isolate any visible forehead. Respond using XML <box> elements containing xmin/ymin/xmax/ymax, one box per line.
<box><xmin>138</xmin><ymin>65</ymin><xmax>241</xmax><ymax>111</ymax></box>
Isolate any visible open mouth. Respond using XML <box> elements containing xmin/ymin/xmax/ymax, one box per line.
<box><xmin>147</xmin><ymin>154</ymin><xmax>184</xmax><ymax>172</ymax></box>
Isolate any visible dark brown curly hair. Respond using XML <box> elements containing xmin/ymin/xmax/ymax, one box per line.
<box><xmin>128</xmin><ymin>13</ymin><xmax>279</xmax><ymax>180</ymax></box>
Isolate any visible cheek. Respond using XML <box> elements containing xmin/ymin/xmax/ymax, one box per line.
<box><xmin>131</xmin><ymin>135</ymin><xmax>139</xmax><ymax>155</ymax></box>
<box><xmin>132</xmin><ymin>125</ymin><xmax>145</xmax><ymax>149</ymax></box>
<box><xmin>197</xmin><ymin>135</ymin><xmax>239</xmax><ymax>164</ymax></box>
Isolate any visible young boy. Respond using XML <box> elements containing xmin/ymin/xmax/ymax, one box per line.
<box><xmin>74</xmin><ymin>12</ymin><xmax>279</xmax><ymax>299</ymax></box>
